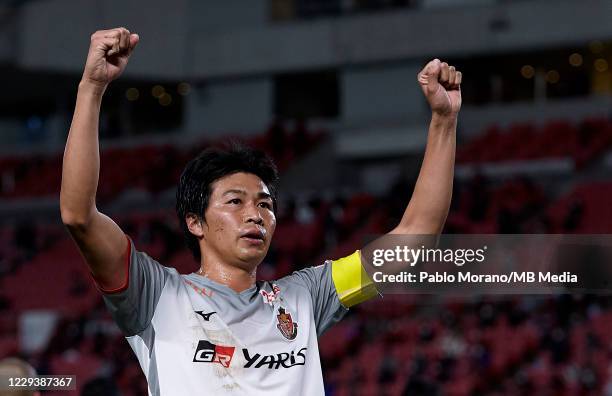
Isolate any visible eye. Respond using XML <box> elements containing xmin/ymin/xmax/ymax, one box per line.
<box><xmin>258</xmin><ymin>201</ymin><xmax>272</xmax><ymax>209</ymax></box>
<box><xmin>228</xmin><ymin>198</ymin><xmax>242</xmax><ymax>205</ymax></box>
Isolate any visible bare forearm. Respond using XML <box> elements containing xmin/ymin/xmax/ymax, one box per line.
<box><xmin>60</xmin><ymin>81</ymin><xmax>106</xmax><ymax>225</ymax></box>
<box><xmin>396</xmin><ymin>114</ymin><xmax>456</xmax><ymax>234</ymax></box>
<box><xmin>58</xmin><ymin>28</ymin><xmax>137</xmax><ymax>288</ymax></box>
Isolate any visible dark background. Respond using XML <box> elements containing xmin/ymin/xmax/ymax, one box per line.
<box><xmin>1</xmin><ymin>0</ymin><xmax>612</xmax><ymax>394</ymax></box>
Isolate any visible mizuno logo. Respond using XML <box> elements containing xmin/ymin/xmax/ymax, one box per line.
<box><xmin>195</xmin><ymin>311</ymin><xmax>217</xmax><ymax>321</ymax></box>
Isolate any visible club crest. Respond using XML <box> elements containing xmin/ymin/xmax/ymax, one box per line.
<box><xmin>276</xmin><ymin>307</ymin><xmax>298</xmax><ymax>340</ymax></box>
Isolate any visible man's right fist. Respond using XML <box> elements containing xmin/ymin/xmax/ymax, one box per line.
<box><xmin>82</xmin><ymin>28</ymin><xmax>139</xmax><ymax>88</ymax></box>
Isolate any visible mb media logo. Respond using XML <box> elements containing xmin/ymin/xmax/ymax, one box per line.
<box><xmin>193</xmin><ymin>340</ymin><xmax>235</xmax><ymax>368</ymax></box>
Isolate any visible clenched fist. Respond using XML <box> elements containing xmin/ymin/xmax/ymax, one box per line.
<box><xmin>418</xmin><ymin>59</ymin><xmax>462</xmax><ymax>117</ymax></box>
<box><xmin>82</xmin><ymin>27</ymin><xmax>139</xmax><ymax>89</ymax></box>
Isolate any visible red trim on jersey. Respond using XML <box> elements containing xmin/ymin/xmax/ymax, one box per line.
<box><xmin>94</xmin><ymin>235</ymin><xmax>132</xmax><ymax>294</ymax></box>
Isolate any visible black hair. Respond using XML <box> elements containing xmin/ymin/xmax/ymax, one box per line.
<box><xmin>176</xmin><ymin>144</ymin><xmax>279</xmax><ymax>262</ymax></box>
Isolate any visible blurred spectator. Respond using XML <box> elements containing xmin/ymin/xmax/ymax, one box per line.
<box><xmin>14</xmin><ymin>222</ymin><xmax>37</xmax><ymax>259</ymax></box>
<box><xmin>295</xmin><ymin>0</ymin><xmax>341</xmax><ymax>18</ymax></box>
<box><xmin>498</xmin><ymin>207</ymin><xmax>521</xmax><ymax>233</ymax></box>
<box><xmin>378</xmin><ymin>353</ymin><xmax>398</xmax><ymax>384</ymax></box>
<box><xmin>1</xmin><ymin>170</ymin><xmax>15</xmax><ymax>195</ymax></box>
<box><xmin>266</xmin><ymin>118</ymin><xmax>288</xmax><ymax>161</ymax></box>
<box><xmin>403</xmin><ymin>356</ymin><xmax>439</xmax><ymax>396</ymax></box>
<box><xmin>80</xmin><ymin>377</ymin><xmax>120</xmax><ymax>396</ymax></box>
<box><xmin>563</xmin><ymin>199</ymin><xmax>584</xmax><ymax>232</ymax></box>
<box><xmin>466</xmin><ymin>173</ymin><xmax>490</xmax><ymax>222</ymax></box>
<box><xmin>69</xmin><ymin>270</ymin><xmax>89</xmax><ymax>297</ymax></box>
<box><xmin>279</xmin><ymin>197</ymin><xmax>297</xmax><ymax>224</ymax></box>
<box><xmin>0</xmin><ymin>295</ymin><xmax>9</xmax><ymax>310</ymax></box>
<box><xmin>292</xmin><ymin>118</ymin><xmax>309</xmax><ymax>156</ymax></box>
<box><xmin>324</xmin><ymin>196</ymin><xmax>345</xmax><ymax>248</ymax></box>
<box><xmin>296</xmin><ymin>199</ymin><xmax>316</xmax><ymax>225</ymax></box>
<box><xmin>0</xmin><ymin>357</ymin><xmax>40</xmax><ymax>396</ymax></box>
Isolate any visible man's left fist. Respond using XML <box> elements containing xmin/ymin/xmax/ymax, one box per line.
<box><xmin>417</xmin><ymin>59</ymin><xmax>462</xmax><ymax>117</ymax></box>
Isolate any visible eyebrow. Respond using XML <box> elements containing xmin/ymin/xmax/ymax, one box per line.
<box><xmin>222</xmin><ymin>189</ymin><xmax>272</xmax><ymax>200</ymax></box>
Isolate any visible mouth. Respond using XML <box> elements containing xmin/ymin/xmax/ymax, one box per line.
<box><xmin>240</xmin><ymin>229</ymin><xmax>266</xmax><ymax>245</ymax></box>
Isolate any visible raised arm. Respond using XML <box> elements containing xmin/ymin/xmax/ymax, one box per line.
<box><xmin>391</xmin><ymin>59</ymin><xmax>462</xmax><ymax>235</ymax></box>
<box><xmin>329</xmin><ymin>60</ymin><xmax>463</xmax><ymax>308</ymax></box>
<box><xmin>60</xmin><ymin>28</ymin><xmax>139</xmax><ymax>290</ymax></box>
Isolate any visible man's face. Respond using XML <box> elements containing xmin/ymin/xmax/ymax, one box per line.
<box><xmin>200</xmin><ymin>172</ymin><xmax>276</xmax><ymax>268</ymax></box>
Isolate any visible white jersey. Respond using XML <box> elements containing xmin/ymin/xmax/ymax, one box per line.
<box><xmin>102</xmin><ymin>238</ymin><xmax>350</xmax><ymax>395</ymax></box>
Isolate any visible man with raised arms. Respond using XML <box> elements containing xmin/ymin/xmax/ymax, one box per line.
<box><xmin>60</xmin><ymin>27</ymin><xmax>462</xmax><ymax>395</ymax></box>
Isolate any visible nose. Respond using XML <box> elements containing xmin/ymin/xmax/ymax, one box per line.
<box><xmin>244</xmin><ymin>202</ymin><xmax>264</xmax><ymax>225</ymax></box>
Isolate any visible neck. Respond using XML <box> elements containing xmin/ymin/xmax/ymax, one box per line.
<box><xmin>197</xmin><ymin>257</ymin><xmax>257</xmax><ymax>293</ymax></box>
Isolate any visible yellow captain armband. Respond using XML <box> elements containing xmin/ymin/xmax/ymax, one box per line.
<box><xmin>331</xmin><ymin>250</ymin><xmax>379</xmax><ymax>307</ymax></box>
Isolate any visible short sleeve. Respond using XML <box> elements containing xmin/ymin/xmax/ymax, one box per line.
<box><xmin>101</xmin><ymin>237</ymin><xmax>171</xmax><ymax>336</ymax></box>
<box><xmin>284</xmin><ymin>263</ymin><xmax>348</xmax><ymax>336</ymax></box>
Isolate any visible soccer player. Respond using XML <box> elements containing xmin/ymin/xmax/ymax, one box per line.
<box><xmin>60</xmin><ymin>28</ymin><xmax>461</xmax><ymax>395</ymax></box>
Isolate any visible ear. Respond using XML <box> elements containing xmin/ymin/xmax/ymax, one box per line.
<box><xmin>186</xmin><ymin>213</ymin><xmax>205</xmax><ymax>239</ymax></box>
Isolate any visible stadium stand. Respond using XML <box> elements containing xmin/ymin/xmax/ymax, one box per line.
<box><xmin>1</xmin><ymin>115</ymin><xmax>612</xmax><ymax>394</ymax></box>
